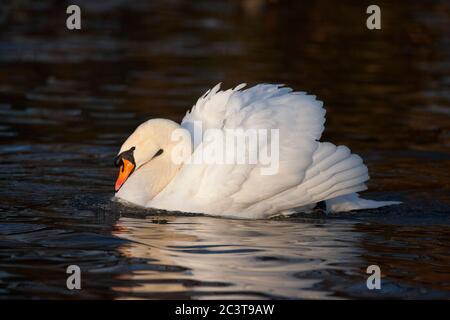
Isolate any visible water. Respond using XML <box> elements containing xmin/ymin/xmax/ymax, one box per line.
<box><xmin>0</xmin><ymin>0</ymin><xmax>449</xmax><ymax>299</ymax></box>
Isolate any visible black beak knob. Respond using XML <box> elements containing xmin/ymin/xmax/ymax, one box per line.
<box><xmin>114</xmin><ymin>146</ymin><xmax>135</xmax><ymax>167</ymax></box>
<box><xmin>114</xmin><ymin>155</ymin><xmax>121</xmax><ymax>167</ymax></box>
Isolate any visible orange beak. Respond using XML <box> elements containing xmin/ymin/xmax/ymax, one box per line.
<box><xmin>115</xmin><ymin>159</ymin><xmax>135</xmax><ymax>192</ymax></box>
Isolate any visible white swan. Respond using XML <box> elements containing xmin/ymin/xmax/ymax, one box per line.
<box><xmin>114</xmin><ymin>83</ymin><xmax>400</xmax><ymax>218</ymax></box>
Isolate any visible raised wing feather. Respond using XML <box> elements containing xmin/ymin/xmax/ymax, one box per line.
<box><xmin>151</xmin><ymin>84</ymin><xmax>327</xmax><ymax>216</ymax></box>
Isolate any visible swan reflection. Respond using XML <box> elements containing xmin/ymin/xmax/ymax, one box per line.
<box><xmin>112</xmin><ymin>215</ymin><xmax>364</xmax><ymax>299</ymax></box>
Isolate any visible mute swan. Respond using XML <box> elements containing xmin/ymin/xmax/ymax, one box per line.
<box><xmin>114</xmin><ymin>83</ymin><xmax>400</xmax><ymax>218</ymax></box>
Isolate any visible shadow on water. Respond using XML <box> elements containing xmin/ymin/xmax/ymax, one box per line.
<box><xmin>0</xmin><ymin>0</ymin><xmax>449</xmax><ymax>298</ymax></box>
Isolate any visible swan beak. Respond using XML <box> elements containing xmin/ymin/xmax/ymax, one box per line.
<box><xmin>115</xmin><ymin>159</ymin><xmax>135</xmax><ymax>192</ymax></box>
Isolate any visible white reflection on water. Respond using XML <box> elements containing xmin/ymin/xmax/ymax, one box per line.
<box><xmin>112</xmin><ymin>215</ymin><xmax>365</xmax><ymax>299</ymax></box>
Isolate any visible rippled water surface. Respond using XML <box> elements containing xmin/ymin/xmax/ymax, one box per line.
<box><xmin>0</xmin><ymin>0</ymin><xmax>449</xmax><ymax>299</ymax></box>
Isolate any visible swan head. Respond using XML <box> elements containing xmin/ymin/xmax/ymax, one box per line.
<box><xmin>114</xmin><ymin>118</ymin><xmax>191</xmax><ymax>195</ymax></box>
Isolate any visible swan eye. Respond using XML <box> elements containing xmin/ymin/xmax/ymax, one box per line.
<box><xmin>152</xmin><ymin>149</ymin><xmax>164</xmax><ymax>159</ymax></box>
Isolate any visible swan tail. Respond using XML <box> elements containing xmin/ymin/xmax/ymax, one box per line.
<box><xmin>303</xmin><ymin>142</ymin><xmax>401</xmax><ymax>213</ymax></box>
<box><xmin>200</xmin><ymin>139</ymin><xmax>400</xmax><ymax>217</ymax></box>
<box><xmin>300</xmin><ymin>142</ymin><xmax>370</xmax><ymax>204</ymax></box>
<box><xmin>325</xmin><ymin>193</ymin><xmax>402</xmax><ymax>213</ymax></box>
<box><xmin>247</xmin><ymin>142</ymin><xmax>373</xmax><ymax>216</ymax></box>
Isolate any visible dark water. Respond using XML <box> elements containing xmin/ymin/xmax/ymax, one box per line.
<box><xmin>1</xmin><ymin>0</ymin><xmax>449</xmax><ymax>299</ymax></box>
